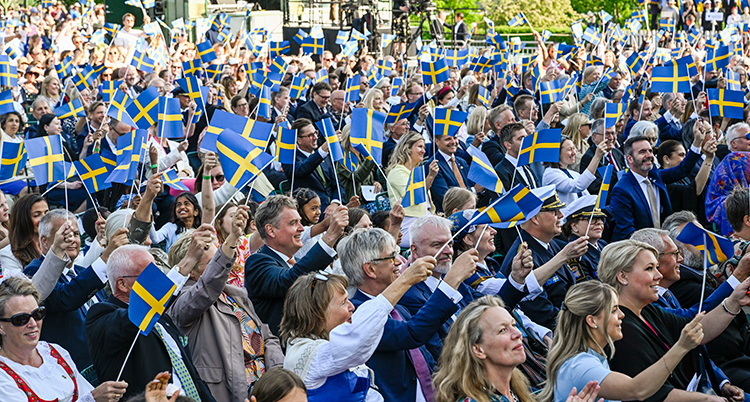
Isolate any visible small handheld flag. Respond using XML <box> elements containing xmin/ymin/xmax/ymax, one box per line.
<box><xmin>162</xmin><ymin>169</ymin><xmax>190</xmax><ymax>192</ymax></box>
<box><xmin>73</xmin><ymin>154</ymin><xmax>112</xmax><ymax>193</ymax></box>
<box><xmin>517</xmin><ymin>129</ymin><xmax>562</xmax><ymax>166</ymax></box>
<box><xmin>467</xmin><ymin>145</ymin><xmax>503</xmax><ymax>194</ymax></box>
<box><xmin>401</xmin><ymin>166</ymin><xmax>427</xmax><ymax>208</ymax></box>
<box><xmin>128</xmin><ymin>262</ymin><xmax>177</xmax><ymax>335</ymax></box>
<box><xmin>433</xmin><ymin>108</ymin><xmax>468</xmax><ymax>138</ymax></box>
<box><xmin>676</xmin><ymin>222</ymin><xmax>734</xmax><ymax>265</ymax></box>
<box><xmin>316</xmin><ymin>118</ymin><xmax>344</xmax><ymax>162</ymax></box>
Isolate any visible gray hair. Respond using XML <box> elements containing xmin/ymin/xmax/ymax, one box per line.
<box><xmin>725</xmin><ymin>122</ymin><xmax>750</xmax><ymax>151</ymax></box>
<box><xmin>106</xmin><ymin>244</ymin><xmax>151</xmax><ymax>294</ymax></box>
<box><xmin>104</xmin><ymin>209</ymin><xmax>134</xmax><ymax>244</ymax></box>
<box><xmin>662</xmin><ymin>93</ymin><xmax>676</xmax><ymax>110</ymax></box>
<box><xmin>662</xmin><ymin>210</ymin><xmax>698</xmax><ymax>241</ymax></box>
<box><xmin>630</xmin><ymin>228</ymin><xmax>670</xmax><ymax>253</ymax></box>
<box><xmin>591</xmin><ymin>118</ymin><xmax>605</xmax><ymax>135</ymax></box>
<box><xmin>338</xmin><ymin>228</ymin><xmax>397</xmax><ymax>288</ymax></box>
<box><xmin>589</xmin><ymin>97</ymin><xmax>609</xmax><ymax>120</ymax></box>
<box><xmin>32</xmin><ymin>97</ymin><xmax>51</xmax><ymax>112</ymax></box>
<box><xmin>409</xmin><ymin>215</ymin><xmax>453</xmax><ymax>247</ymax></box>
<box><xmin>255</xmin><ymin>195</ymin><xmax>297</xmax><ymax>240</ymax></box>
<box><xmin>630</xmin><ymin>120</ymin><xmax>659</xmax><ymax>140</ymax></box>
<box><xmin>38</xmin><ymin>209</ymin><xmax>76</xmax><ymax>242</ymax></box>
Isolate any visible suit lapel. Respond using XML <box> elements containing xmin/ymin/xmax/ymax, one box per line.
<box><xmin>625</xmin><ymin>171</ymin><xmax>655</xmax><ymax>224</ymax></box>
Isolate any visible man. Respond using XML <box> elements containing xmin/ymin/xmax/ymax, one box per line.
<box><xmin>663</xmin><ymin>212</ymin><xmax>750</xmax><ymax>394</ymax></box>
<box><xmin>499</xmin><ymin>192</ymin><xmax>590</xmax><ymax>329</ymax></box>
<box><xmin>383</xmin><ymin>118</ymin><xmax>409</xmax><ymax>167</ymax></box>
<box><xmin>112</xmin><ymin>13</ymin><xmax>142</xmax><ymax>53</ymax></box>
<box><xmin>23</xmin><ymin>97</ymin><xmax>51</xmax><ymax>139</ymax></box>
<box><xmin>513</xmin><ymin>94</ymin><xmax>538</xmax><ymax>122</ymax></box>
<box><xmin>609</xmin><ymin>126</ymin><xmax>706</xmax><ymax>240</ymax></box>
<box><xmin>244</xmin><ymin>195</ymin><xmax>348</xmax><ymax>335</ymax></box>
<box><xmin>322</xmin><ymin>50</ymin><xmax>335</xmax><ymax>73</ymax></box>
<box><xmin>655</xmin><ymin>93</ymin><xmax>686</xmax><ymax>142</ymax></box>
<box><xmin>481</xmin><ymin>104</ymin><xmax>517</xmax><ymax>167</ymax></box>
<box><xmin>493</xmin><ymin>122</ymin><xmax>544</xmax><ymax>190</ymax></box>
<box><xmin>75</xmin><ymin>101</ymin><xmax>106</xmax><ymax>152</ymax></box>
<box><xmin>602</xmin><ymin>71</ymin><xmax>622</xmax><ymax>99</ymax></box>
<box><xmin>24</xmin><ymin>210</ymin><xmax>126</xmax><ymax>370</ymax></box>
<box><xmin>271</xmin><ymin>86</ymin><xmax>294</xmax><ymax>127</ymax></box>
<box><xmin>329</xmin><ymin>89</ymin><xmax>349</xmax><ymax>128</ymax></box>
<box><xmin>295</xmin><ymin>81</ymin><xmax>332</xmax><ymax>124</ymax></box>
<box><xmin>725</xmin><ymin>187</ymin><xmax>750</xmax><ymax>254</ymax></box>
<box><xmin>622</xmin><ymin>98</ymin><xmax>653</xmax><ymax>140</ymax></box>
<box><xmin>442</xmin><ymin>12</ymin><xmax>469</xmax><ymax>45</ymax></box>
<box><xmin>281</xmin><ymin>118</ymin><xmax>341</xmax><ymax>211</ymax></box>
<box><xmin>119</xmin><ymin>65</ymin><xmax>143</xmax><ymax>98</ymax></box>
<box><xmin>428</xmin><ymin>134</ymin><xmax>472</xmax><ymax>212</ymax></box>
<box><xmin>341</xmin><ymin>227</ymin><xmax>473</xmax><ymax>402</ymax></box>
<box><xmin>87</xmin><ymin>117</ymin><xmax>132</xmax><ymax>155</ymax></box>
<box><xmin>86</xmin><ymin>243</ymin><xmax>216</xmax><ymax>401</ymax></box>
<box><xmin>580</xmin><ymin>118</ymin><xmax>626</xmax><ymax>199</ymax></box>
<box><xmin>724</xmin><ymin>122</ymin><xmax>750</xmax><ymax>152</ymax></box>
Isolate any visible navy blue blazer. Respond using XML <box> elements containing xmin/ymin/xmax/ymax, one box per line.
<box><xmin>481</xmin><ymin>134</ymin><xmax>505</xmax><ymax>168</ymax></box>
<box><xmin>493</xmin><ymin>156</ymin><xmax>543</xmax><ymax>191</ymax></box>
<box><xmin>500</xmin><ymin>230</ymin><xmax>580</xmax><ymax>330</ymax></box>
<box><xmin>295</xmin><ymin>99</ymin><xmax>330</xmax><ymax>124</ymax></box>
<box><xmin>245</xmin><ymin>243</ymin><xmax>335</xmax><ymax>336</ymax></box>
<box><xmin>609</xmin><ymin>149</ymin><xmax>701</xmax><ymax>241</ymax></box>
<box><xmin>568</xmin><ymin>236</ymin><xmax>607</xmax><ymax>280</ymax></box>
<box><xmin>351</xmin><ymin>288</ymin><xmax>457</xmax><ymax>402</ymax></box>
<box><xmin>382</xmin><ymin>137</ymin><xmax>398</xmax><ymax>168</ymax></box>
<box><xmin>271</xmin><ymin>107</ymin><xmax>295</xmax><ymax>127</ymax></box>
<box><xmin>655</xmin><ymin>115</ymin><xmax>683</xmax><ymax>143</ymax></box>
<box><xmin>281</xmin><ymin>148</ymin><xmax>341</xmax><ymax>212</ymax></box>
<box><xmin>24</xmin><ymin>255</ymin><xmax>107</xmax><ymax>369</ymax></box>
<box><xmin>428</xmin><ymin>152</ymin><xmax>472</xmax><ymax>213</ymax></box>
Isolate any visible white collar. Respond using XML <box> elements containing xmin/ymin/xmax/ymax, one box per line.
<box><xmin>528</xmin><ymin>233</ymin><xmax>550</xmax><ymax>250</ymax></box>
<box><xmin>505</xmin><ymin>154</ymin><xmax>519</xmax><ymax>167</ymax></box>
<box><xmin>631</xmin><ymin>169</ymin><xmax>650</xmax><ymax>184</ymax></box>
<box><xmin>438</xmin><ymin>149</ymin><xmax>453</xmax><ymax>162</ymax></box>
<box><xmin>268</xmin><ymin>245</ymin><xmax>294</xmax><ymax>266</ymax></box>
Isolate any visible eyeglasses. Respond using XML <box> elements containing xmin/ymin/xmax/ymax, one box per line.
<box><xmin>371</xmin><ymin>253</ymin><xmax>398</xmax><ymax>265</ymax></box>
<box><xmin>0</xmin><ymin>306</ymin><xmax>46</xmax><ymax>327</ymax></box>
<box><xmin>212</xmin><ymin>174</ymin><xmax>225</xmax><ymax>183</ymax></box>
<box><xmin>299</xmin><ymin>132</ymin><xmax>318</xmax><ymax>139</ymax></box>
<box><xmin>659</xmin><ymin>249</ymin><xmax>681</xmax><ymax>259</ymax></box>
<box><xmin>311</xmin><ymin>272</ymin><xmax>329</xmax><ymax>293</ymax></box>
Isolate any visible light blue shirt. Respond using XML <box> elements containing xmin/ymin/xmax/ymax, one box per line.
<box><xmin>554</xmin><ymin>348</ymin><xmax>619</xmax><ymax>402</ymax></box>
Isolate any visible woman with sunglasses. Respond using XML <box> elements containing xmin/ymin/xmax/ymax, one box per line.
<box><xmin>280</xmin><ymin>228</ymin><xmax>434</xmax><ymax>402</ymax></box>
<box><xmin>0</xmin><ymin>275</ymin><xmax>128</xmax><ymax>402</ymax></box>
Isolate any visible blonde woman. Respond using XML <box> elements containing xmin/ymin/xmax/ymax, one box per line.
<box><xmin>433</xmin><ymin>296</ymin><xmax>602</xmax><ymax>402</ymax></box>
<box><xmin>37</xmin><ymin>75</ymin><xmax>61</xmax><ymax>110</ymax></box>
<box><xmin>578</xmin><ymin>66</ymin><xmax>607</xmax><ymax>116</ymax></box>
<box><xmin>466</xmin><ymin>106</ymin><xmax>488</xmax><ymax>148</ymax></box>
<box><xmin>561</xmin><ymin>113</ymin><xmax>593</xmax><ymax>171</ymax></box>
<box><xmin>362</xmin><ymin>88</ymin><xmax>387</xmax><ymax>113</ymax></box>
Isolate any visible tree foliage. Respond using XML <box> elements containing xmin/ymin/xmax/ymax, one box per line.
<box><xmin>480</xmin><ymin>0</ymin><xmax>580</xmax><ymax>29</ymax></box>
<box><xmin>570</xmin><ymin>0</ymin><xmax>643</xmax><ymax>23</ymax></box>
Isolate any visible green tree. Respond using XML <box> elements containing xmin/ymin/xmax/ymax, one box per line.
<box><xmin>480</xmin><ymin>0</ymin><xmax>579</xmax><ymax>29</ymax></box>
<box><xmin>570</xmin><ymin>0</ymin><xmax>642</xmax><ymax>23</ymax></box>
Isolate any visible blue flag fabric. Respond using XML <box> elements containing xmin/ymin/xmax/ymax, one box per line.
<box><xmin>350</xmin><ymin>108</ymin><xmax>386</xmax><ymax>165</ymax></box>
<box><xmin>216</xmin><ymin>128</ymin><xmax>273</xmax><ymax>188</ymax></box>
<box><xmin>128</xmin><ymin>262</ymin><xmax>177</xmax><ymax>335</ymax></box>
<box><xmin>401</xmin><ymin>165</ymin><xmax>427</xmax><ymax>208</ymax></box>
<box><xmin>517</xmin><ymin>129</ymin><xmax>562</xmax><ymax>166</ymax></box>
<box><xmin>73</xmin><ymin>154</ymin><xmax>111</xmax><ymax>193</ymax></box>
<box><xmin>467</xmin><ymin>145</ymin><xmax>504</xmax><ymax>194</ymax></box>
<box><xmin>0</xmin><ymin>141</ymin><xmax>25</xmax><ymax>180</ymax></box>
<box><xmin>676</xmin><ymin>222</ymin><xmax>734</xmax><ymax>265</ymax></box>
<box><xmin>316</xmin><ymin>118</ymin><xmax>344</xmax><ymax>162</ymax></box>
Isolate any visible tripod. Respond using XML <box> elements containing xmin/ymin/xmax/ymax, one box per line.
<box><xmin>406</xmin><ymin>7</ymin><xmax>444</xmax><ymax>52</ymax></box>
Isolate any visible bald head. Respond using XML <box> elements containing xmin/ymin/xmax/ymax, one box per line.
<box><xmin>331</xmin><ymin>89</ymin><xmax>346</xmax><ymax>112</ymax></box>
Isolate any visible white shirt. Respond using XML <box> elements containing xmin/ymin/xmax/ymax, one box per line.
<box><xmin>504</xmin><ymin>154</ymin><xmax>536</xmax><ymax>187</ymax></box>
<box><xmin>270</xmin><ymin>238</ymin><xmax>337</xmax><ymax>267</ymax></box>
<box><xmin>662</xmin><ymin>110</ymin><xmax>682</xmax><ymax>129</ymax></box>
<box><xmin>0</xmin><ymin>243</ymin><xmax>23</xmax><ymax>274</ymax></box>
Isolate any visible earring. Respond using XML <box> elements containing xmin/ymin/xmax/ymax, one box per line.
<box><xmin>594</xmin><ymin>325</ymin><xmax>598</xmax><ymax>329</ymax></box>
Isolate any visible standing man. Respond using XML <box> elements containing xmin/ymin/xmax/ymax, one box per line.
<box><xmin>295</xmin><ymin>82</ymin><xmax>332</xmax><ymax>124</ymax></box>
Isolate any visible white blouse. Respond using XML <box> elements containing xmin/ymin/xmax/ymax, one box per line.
<box><xmin>0</xmin><ymin>342</ymin><xmax>95</xmax><ymax>402</ymax></box>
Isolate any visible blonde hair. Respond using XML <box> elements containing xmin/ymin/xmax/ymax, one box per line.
<box><xmin>538</xmin><ymin>281</ymin><xmax>618</xmax><ymax>402</ymax></box>
<box><xmin>362</xmin><ymin>88</ymin><xmax>385</xmax><ymax>113</ymax></box>
<box><xmin>466</xmin><ymin>106</ymin><xmax>487</xmax><ymax>136</ymax></box>
<box><xmin>434</xmin><ymin>296</ymin><xmax>535</xmax><ymax>402</ymax></box>
<box><xmin>442</xmin><ymin>187</ymin><xmax>476</xmax><ymax>216</ymax></box>
<box><xmin>168</xmin><ymin>229</ymin><xmax>200</xmax><ymax>273</ymax></box>
<box><xmin>279</xmin><ymin>272</ymin><xmax>349</xmax><ymax>344</ymax></box>
<box><xmin>0</xmin><ymin>276</ymin><xmax>39</xmax><ymax>347</ymax></box>
<box><xmin>386</xmin><ymin>130</ymin><xmax>424</xmax><ymax>174</ymax></box>
<box><xmin>597</xmin><ymin>239</ymin><xmax>658</xmax><ymax>293</ymax></box>
<box><xmin>40</xmin><ymin>75</ymin><xmax>60</xmax><ymax>99</ymax></box>
<box><xmin>562</xmin><ymin>113</ymin><xmax>591</xmax><ymax>152</ymax></box>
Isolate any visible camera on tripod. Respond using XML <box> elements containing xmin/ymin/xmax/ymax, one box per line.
<box><xmin>409</xmin><ymin>0</ymin><xmax>437</xmax><ymax>14</ymax></box>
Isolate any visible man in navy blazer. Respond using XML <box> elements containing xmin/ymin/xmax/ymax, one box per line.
<box><xmin>245</xmin><ymin>195</ymin><xmax>348</xmax><ymax>336</ymax></box>
<box><xmin>281</xmin><ymin>118</ymin><xmax>342</xmax><ymax>212</ymax></box>
<box><xmin>609</xmin><ymin>127</ymin><xmax>706</xmax><ymax>241</ymax></box>
<box><xmin>339</xmin><ymin>225</ymin><xmax>474</xmax><ymax>402</ymax></box>
<box><xmin>493</xmin><ymin>122</ymin><xmax>544</xmax><ymax>191</ymax></box>
<box><xmin>655</xmin><ymin>93</ymin><xmax>686</xmax><ymax>143</ymax></box>
<box><xmin>24</xmin><ymin>210</ymin><xmax>124</xmax><ymax>370</ymax></box>
<box><xmin>428</xmin><ymin>134</ymin><xmax>473</xmax><ymax>213</ymax></box>
<box><xmin>481</xmin><ymin>104</ymin><xmax>517</xmax><ymax>167</ymax></box>
<box><xmin>294</xmin><ymin>81</ymin><xmax>332</xmax><ymax>124</ymax></box>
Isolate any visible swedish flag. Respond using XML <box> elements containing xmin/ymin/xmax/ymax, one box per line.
<box><xmin>345</xmin><ymin>75</ymin><xmax>361</xmax><ymax>103</ymax></box>
<box><xmin>196</xmin><ymin>41</ymin><xmax>218</xmax><ymax>64</ymax></box>
<box><xmin>539</xmin><ymin>80</ymin><xmax>566</xmax><ymax>104</ymax></box>
<box><xmin>55</xmin><ymin>55</ymin><xmax>74</xmax><ymax>79</ymax></box>
<box><xmin>444</xmin><ymin>48</ymin><xmax>469</xmax><ymax>68</ymax></box>
<box><xmin>0</xmin><ymin>89</ymin><xmax>14</xmax><ymax>116</ymax></box>
<box><xmin>131</xmin><ymin>50</ymin><xmax>155</xmax><ymax>73</ymax></box>
<box><xmin>315</xmin><ymin>69</ymin><xmax>329</xmax><ymax>84</ymax></box>
<box><xmin>726</xmin><ymin>68</ymin><xmax>742</xmax><ymax>91</ymax></box>
<box><xmin>301</xmin><ymin>37</ymin><xmax>324</xmax><ymax>55</ymax></box>
<box><xmin>257</xmin><ymin>86</ymin><xmax>272</xmax><ymax>120</ymax></box>
<box><xmin>676</xmin><ymin>222</ymin><xmax>735</xmax><ymax>265</ymax></box>
<box><xmin>625</xmin><ymin>52</ymin><xmax>644</xmax><ymax>76</ymax></box>
<box><xmin>341</xmin><ymin>40</ymin><xmax>359</xmax><ymax>57</ymax></box>
<box><xmin>582</xmin><ymin>27</ymin><xmax>601</xmax><ymax>45</ymax></box>
<box><xmin>0</xmin><ymin>141</ymin><xmax>25</xmax><ymax>180</ymax></box>
<box><xmin>276</xmin><ymin>126</ymin><xmax>297</xmax><ymax>164</ymax></box>
<box><xmin>217</xmin><ymin>128</ymin><xmax>274</xmax><ymax>188</ymax></box>
<box><xmin>270</xmin><ymin>41</ymin><xmax>290</xmax><ymax>58</ymax></box>
<box><xmin>182</xmin><ymin>59</ymin><xmax>202</xmax><ymax>77</ymax></box>
<box><xmin>706</xmin><ymin>45</ymin><xmax>731</xmax><ymax>71</ymax></box>
<box><xmin>517</xmin><ymin>129</ymin><xmax>561</xmax><ymax>166</ymax></box>
<box><xmin>350</xmin><ymin>108</ymin><xmax>386</xmax><ymax>165</ymax></box>
<box><xmin>421</xmin><ymin>57</ymin><xmax>450</xmax><ymax>85</ymax></box>
<box><xmin>604</xmin><ymin>103</ymin><xmax>625</xmax><ymax>129</ymax></box>
<box><xmin>381</xmin><ymin>34</ymin><xmax>396</xmax><ymax>48</ymax></box>
<box><xmin>293</xmin><ymin>28</ymin><xmax>309</xmax><ymax>44</ymax></box>
<box><xmin>106</xmin><ymin>89</ymin><xmax>134</xmax><ymax>126</ymax></box>
<box><xmin>175</xmin><ymin>76</ymin><xmax>206</xmax><ymax>114</ymax></box>
<box><xmin>73</xmin><ymin>154</ymin><xmax>111</xmax><ymax>193</ymax></box>
<box><xmin>391</xmin><ymin>77</ymin><xmax>403</xmax><ymax>97</ymax></box>
<box><xmin>508</xmin><ymin>12</ymin><xmax>527</xmax><ymax>27</ymax></box>
<box><xmin>651</xmin><ymin>64</ymin><xmax>691</xmax><ymax>93</ymax></box>
<box><xmin>72</xmin><ymin>66</ymin><xmax>97</xmax><ymax>91</ymax></box>
<box><xmin>26</xmin><ymin>135</ymin><xmax>70</xmax><ymax>185</ymax></box>
<box><xmin>342</xmin><ymin>151</ymin><xmax>359</xmax><ymax>174</ymax></box>
<box><xmin>467</xmin><ymin>145</ymin><xmax>503</xmax><ymax>194</ymax></box>
<box><xmin>336</xmin><ymin>30</ymin><xmax>350</xmax><ymax>45</ymax></box>
<box><xmin>401</xmin><ymin>166</ymin><xmax>427</xmax><ymax>207</ymax></box>
<box><xmin>289</xmin><ymin>74</ymin><xmax>311</xmax><ymax>100</ymax></box>
<box><xmin>209</xmin><ymin>110</ymin><xmax>274</xmax><ymax>149</ymax></box>
<box><xmin>126</xmin><ymin>87</ymin><xmax>160</xmax><ymax>130</ymax></box>
<box><xmin>270</xmin><ymin>56</ymin><xmax>289</xmax><ymax>75</ymax></box>
<box><xmin>99</xmin><ymin>80</ymin><xmax>122</xmax><ymax>103</ymax></box>
<box><xmin>385</xmin><ymin>101</ymin><xmax>417</xmax><ymax>125</ymax></box>
<box><xmin>477</xmin><ymin>85</ymin><xmax>491</xmax><ymax>107</ymax></box>
<box><xmin>316</xmin><ymin>118</ymin><xmax>344</xmax><ymax>162</ymax></box>
<box><xmin>472</xmin><ymin>184</ymin><xmax>543</xmax><ymax>228</ymax></box>
<box><xmin>434</xmin><ymin>108</ymin><xmax>468</xmax><ymax>138</ymax></box>
<box><xmin>708</xmin><ymin>88</ymin><xmax>744</xmax><ymax>119</ymax></box>
<box><xmin>350</xmin><ymin>28</ymin><xmax>366</xmax><ymax>41</ymax></box>
<box><xmin>106</xmin><ymin>129</ymin><xmax>147</xmax><ymax>184</ymax></box>
<box><xmin>54</xmin><ymin>98</ymin><xmax>86</xmax><ymax>120</ymax></box>
<box><xmin>128</xmin><ymin>262</ymin><xmax>177</xmax><ymax>335</ymax></box>
<box><xmin>204</xmin><ymin>64</ymin><xmax>221</xmax><ymax>82</ymax></box>
<box><xmin>162</xmin><ymin>169</ymin><xmax>190</xmax><ymax>192</ymax></box>
<box><xmin>158</xmin><ymin>97</ymin><xmax>183</xmax><ymax>139</ymax></box>
<box><xmin>377</xmin><ymin>59</ymin><xmax>393</xmax><ymax>77</ymax></box>
<box><xmin>595</xmin><ymin>165</ymin><xmax>613</xmax><ymax>210</ymax></box>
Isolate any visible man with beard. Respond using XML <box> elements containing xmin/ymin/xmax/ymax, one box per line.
<box><xmin>610</xmin><ymin>123</ymin><xmax>708</xmax><ymax>241</ymax></box>
<box><xmin>662</xmin><ymin>211</ymin><xmax>750</xmax><ymax>395</ymax></box>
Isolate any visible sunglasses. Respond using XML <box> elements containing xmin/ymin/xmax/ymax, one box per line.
<box><xmin>211</xmin><ymin>174</ymin><xmax>225</xmax><ymax>182</ymax></box>
<box><xmin>0</xmin><ymin>306</ymin><xmax>46</xmax><ymax>327</ymax></box>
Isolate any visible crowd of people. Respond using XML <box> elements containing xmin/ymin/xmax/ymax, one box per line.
<box><xmin>3</xmin><ymin>1</ymin><xmax>750</xmax><ymax>402</ymax></box>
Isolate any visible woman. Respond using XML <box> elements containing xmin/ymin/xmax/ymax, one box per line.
<box><xmin>0</xmin><ymin>111</ymin><xmax>28</xmax><ymax>197</ymax></box>
<box><xmin>347</xmin><ymin>207</ymin><xmax>372</xmax><ymax>231</ymax></box>
<box><xmin>561</xmin><ymin>113</ymin><xmax>592</xmax><ymax>171</ymax></box>
<box><xmin>250</xmin><ymin>368</ymin><xmax>308</xmax><ymax>402</ymax></box>
<box><xmin>150</xmin><ymin>192</ymin><xmax>203</xmax><ymax>251</ymax></box>
<box><xmin>539</xmin><ymin>280</ymin><xmax>704</xmax><ymax>402</ymax></box>
<box><xmin>630</xmin><ymin>121</ymin><xmax>659</xmax><ymax>148</ymax></box>
<box><xmin>433</xmin><ymin>296</ymin><xmax>602</xmax><ymax>402</ymax></box>
<box><xmin>21</xmin><ymin>67</ymin><xmax>41</xmax><ymax>106</ymax></box>
<box><xmin>221</xmin><ymin>76</ymin><xmax>238</xmax><ymax>106</ymax></box>
<box><xmin>0</xmin><ymin>194</ymin><xmax>48</xmax><ymax>273</ymax></box>
<box><xmin>36</xmin><ymin>75</ymin><xmax>60</xmax><ymax>110</ymax></box>
<box><xmin>436</xmin><ymin>86</ymin><xmax>456</xmax><ymax>107</ymax></box>
<box><xmin>560</xmin><ymin>195</ymin><xmax>608</xmax><ymax>279</ymax></box>
<box><xmin>578</xmin><ymin>66</ymin><xmax>608</xmax><ymax>116</ymax></box>
<box><xmin>542</xmin><ymin>135</ymin><xmax>613</xmax><ymax>205</ymax></box>
<box><xmin>337</xmin><ymin>124</ymin><xmax>382</xmax><ymax>203</ymax></box>
<box><xmin>386</xmin><ymin>131</ymin><xmax>439</xmax><ymax>246</ymax></box>
<box><xmin>466</xmin><ymin>106</ymin><xmax>487</xmax><ymax>147</ymax></box>
<box><xmin>442</xmin><ymin>187</ymin><xmax>476</xmax><ymax>216</ymax></box>
<box><xmin>362</xmin><ymin>88</ymin><xmax>386</xmax><ymax>113</ymax></box>
<box><xmin>598</xmin><ymin>240</ymin><xmax>750</xmax><ymax>401</ymax></box>
<box><xmin>281</xmin><ymin>228</ymin><xmax>432</xmax><ymax>402</ymax></box>
<box><xmin>0</xmin><ymin>191</ymin><xmax>10</xmax><ymax>250</ymax></box>
<box><xmin>657</xmin><ymin>138</ymin><xmax>716</xmax><ymax>222</ymax></box>
<box><xmin>213</xmin><ymin>200</ymin><xmax>261</xmax><ymax>286</ymax></box>
<box><xmin>167</xmin><ymin>214</ymin><xmax>285</xmax><ymax>402</ymax></box>
<box><xmin>0</xmin><ymin>275</ymin><xmax>128</xmax><ymax>401</ymax></box>
<box><xmin>36</xmin><ymin>113</ymin><xmax>87</xmax><ymax>212</ymax></box>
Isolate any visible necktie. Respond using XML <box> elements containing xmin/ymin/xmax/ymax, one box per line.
<box><xmin>662</xmin><ymin>290</ymin><xmax>680</xmax><ymax>309</ymax></box>
<box><xmin>316</xmin><ymin>164</ymin><xmax>328</xmax><ymax>187</ymax></box>
<box><xmin>287</xmin><ymin>257</ymin><xmax>296</xmax><ymax>266</ymax></box>
<box><xmin>450</xmin><ymin>156</ymin><xmax>466</xmax><ymax>188</ymax></box>
<box><xmin>645</xmin><ymin>179</ymin><xmax>660</xmax><ymax>228</ymax></box>
<box><xmin>607</xmin><ymin>153</ymin><xmax>619</xmax><ymax>171</ymax></box>
<box><xmin>390</xmin><ymin>308</ymin><xmax>434</xmax><ymax>402</ymax></box>
<box><xmin>154</xmin><ymin>324</ymin><xmax>202</xmax><ymax>402</ymax></box>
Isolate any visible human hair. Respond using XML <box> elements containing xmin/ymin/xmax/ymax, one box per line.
<box><xmin>104</xmin><ymin>209</ymin><xmax>133</xmax><ymax>246</ymax></box>
<box><xmin>386</xmin><ymin>130</ymin><xmax>424</xmax><ymax>174</ymax></box>
<box><xmin>662</xmin><ymin>210</ymin><xmax>698</xmax><ymax>240</ymax></box>
<box><xmin>590</xmin><ymin>117</ymin><xmax>605</xmax><ymax>135</ymax></box>
<box><xmin>168</xmin><ymin>230</ymin><xmax>199</xmax><ymax>273</ymax></box>
<box><xmin>656</xmin><ymin>139</ymin><xmax>683</xmax><ymax>166</ymax></box>
<box><xmin>433</xmin><ymin>296</ymin><xmax>534</xmax><ymax>402</ymax></box>
<box><xmin>597</xmin><ymin>240</ymin><xmax>658</xmax><ymax>293</ymax></box>
<box><xmin>442</xmin><ymin>187</ymin><xmax>476</xmax><ymax>216</ymax></box>
<box><xmin>213</xmin><ymin>202</ymin><xmax>237</xmax><ymax>244</ymax></box>
<box><xmin>220</xmin><ymin>75</ymin><xmax>237</xmax><ymax>95</ymax></box>
<box><xmin>467</xmin><ymin>84</ymin><xmax>481</xmax><ymax>106</ymax></box>
<box><xmin>339</xmin><ymin>227</ymin><xmax>397</xmax><ymax>287</ymax></box>
<box><xmin>582</xmin><ymin>65</ymin><xmax>598</xmax><ymax>84</ymax></box>
<box><xmin>487</xmin><ymin>104</ymin><xmax>512</xmax><ymax>131</ymax></box>
<box><xmin>538</xmin><ymin>281</ymin><xmax>618</xmax><ymax>402</ymax></box>
<box><xmin>9</xmin><ymin>194</ymin><xmax>47</xmax><ymax>268</ymax></box>
<box><xmin>725</xmin><ymin>122</ymin><xmax>750</xmax><ymax>151</ymax></box>
<box><xmin>40</xmin><ymin>75</ymin><xmax>59</xmax><ymax>99</ymax></box>
<box><xmin>589</xmin><ymin>97</ymin><xmax>609</xmax><ymax>120</ymax></box>
<box><xmin>0</xmin><ymin>111</ymin><xmax>24</xmax><ymax>133</ymax></box>
<box><xmin>410</xmin><ymin>215</ymin><xmax>453</xmax><ymax>248</ymax></box>
<box><xmin>255</xmin><ymin>195</ymin><xmax>298</xmax><ymax>240</ymax></box>
<box><xmin>726</xmin><ymin>187</ymin><xmax>750</xmax><ymax>232</ymax></box>
<box><xmin>630</xmin><ymin>228</ymin><xmax>671</xmax><ymax>254</ymax></box>
<box><xmin>499</xmin><ymin>122</ymin><xmax>525</xmax><ymax>149</ymax></box>
<box><xmin>106</xmin><ymin>244</ymin><xmax>151</xmax><ymax>294</ymax></box>
<box><xmin>271</xmin><ymin>86</ymin><xmax>289</xmax><ymax>106</ymax></box>
<box><xmin>370</xmin><ymin>210</ymin><xmax>391</xmax><ymax>230</ymax></box>
<box><xmin>38</xmin><ymin>209</ymin><xmax>75</xmax><ymax>243</ymax></box>
<box><xmin>562</xmin><ymin>113</ymin><xmax>591</xmax><ymax>151</ymax></box>
<box><xmin>88</xmin><ymin>101</ymin><xmax>105</xmax><ymax>115</ymax></box>
<box><xmin>171</xmin><ymin>192</ymin><xmax>202</xmax><ymax>233</ymax></box>
<box><xmin>513</xmin><ymin>95</ymin><xmax>533</xmax><ymax>115</ymax></box>
<box><xmin>122</xmin><ymin>12</ymin><xmax>134</xmax><ymax>23</ymax></box>
<box><xmin>279</xmin><ymin>271</ymin><xmax>349</xmax><ymax>344</ymax></box>
<box><xmin>347</xmin><ymin>207</ymin><xmax>369</xmax><ymax>230</ymax></box>
<box><xmin>466</xmin><ymin>106</ymin><xmax>487</xmax><ymax>136</ymax></box>
<box><xmin>37</xmin><ymin>113</ymin><xmax>57</xmax><ymax>137</ymax></box>
<box><xmin>436</xmin><ymin>86</ymin><xmax>455</xmax><ymax>104</ymax></box>
<box><xmin>230</xmin><ymin>94</ymin><xmax>245</xmax><ymax>110</ymax></box>
<box><xmin>630</xmin><ymin>121</ymin><xmax>658</xmax><ymax>142</ymax></box>
<box><xmin>0</xmin><ymin>276</ymin><xmax>40</xmax><ymax>348</ymax></box>
<box><xmin>622</xmin><ymin>134</ymin><xmax>651</xmax><ymax>157</ymax></box>
<box><xmin>249</xmin><ymin>367</ymin><xmax>307</xmax><ymax>402</ymax></box>
<box><xmin>292</xmin><ymin>188</ymin><xmax>320</xmax><ymax>226</ymax></box>
<box><xmin>32</xmin><ymin>97</ymin><xmax>51</xmax><ymax>113</ymax></box>
<box><xmin>290</xmin><ymin>117</ymin><xmax>313</xmax><ymax>132</ymax></box>
<box><xmin>311</xmin><ymin>81</ymin><xmax>332</xmax><ymax>95</ymax></box>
